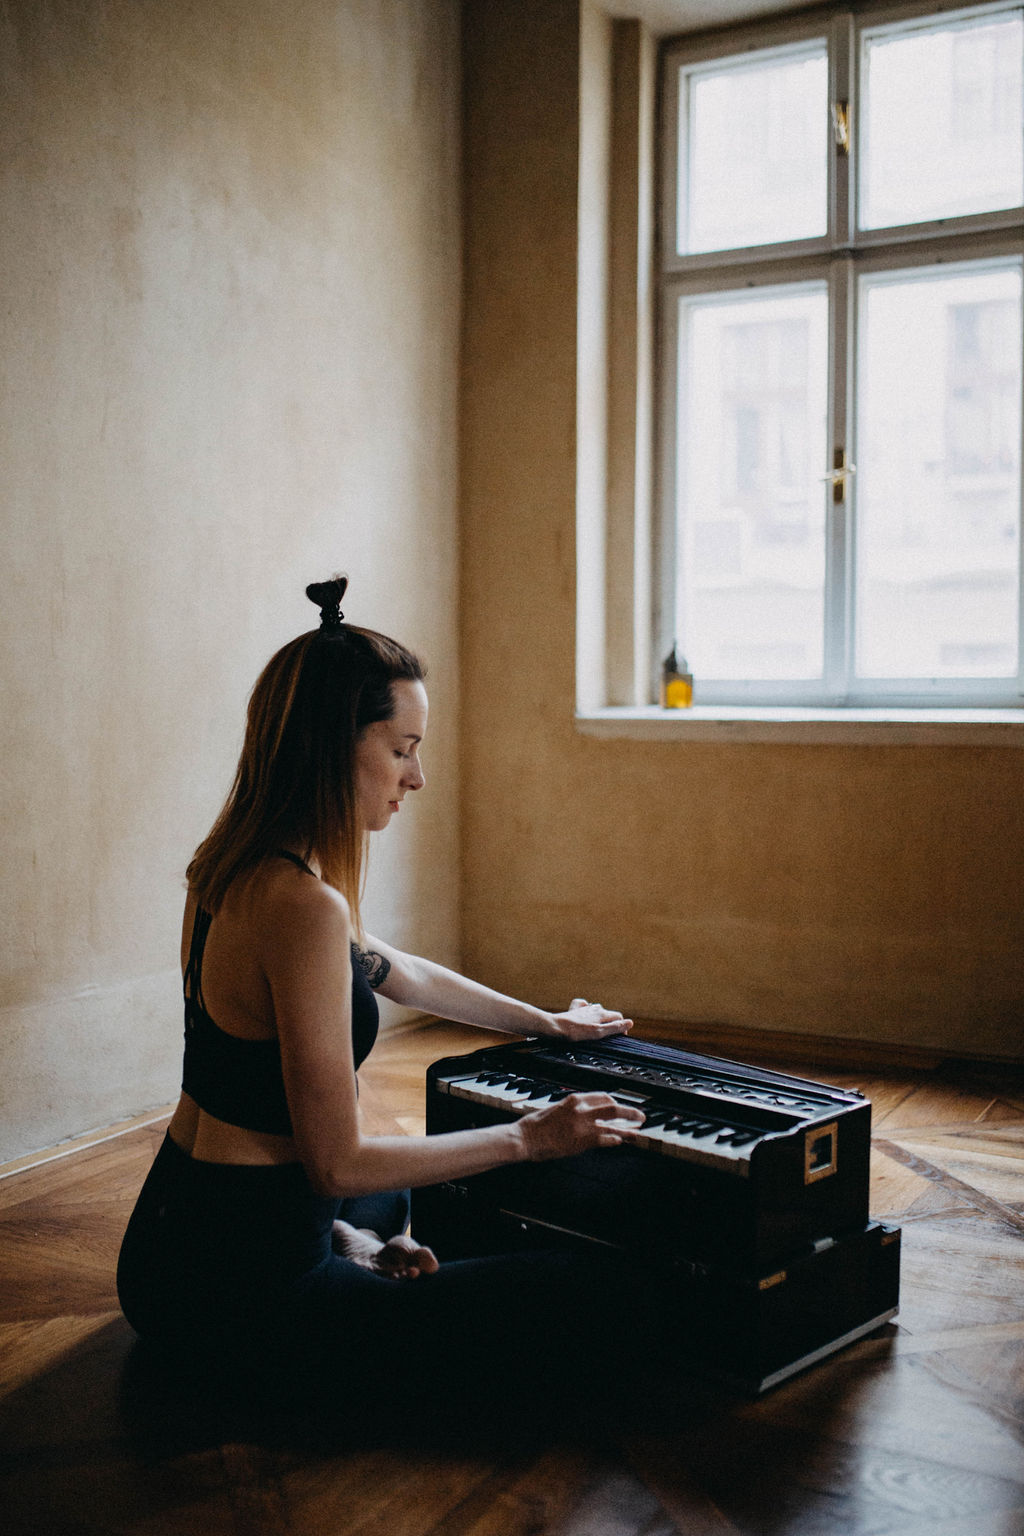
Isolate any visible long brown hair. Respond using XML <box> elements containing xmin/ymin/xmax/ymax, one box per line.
<box><xmin>186</xmin><ymin>577</ymin><xmax>425</xmax><ymax>932</ymax></box>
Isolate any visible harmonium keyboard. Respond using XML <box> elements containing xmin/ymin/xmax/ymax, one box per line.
<box><xmin>413</xmin><ymin>1033</ymin><xmax>900</xmax><ymax>1393</ymax></box>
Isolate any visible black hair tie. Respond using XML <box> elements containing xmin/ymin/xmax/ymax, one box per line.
<box><xmin>306</xmin><ymin>575</ymin><xmax>348</xmax><ymax>633</ymax></box>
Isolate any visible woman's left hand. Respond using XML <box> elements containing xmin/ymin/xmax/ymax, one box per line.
<box><xmin>546</xmin><ymin>998</ymin><xmax>632</xmax><ymax>1041</ymax></box>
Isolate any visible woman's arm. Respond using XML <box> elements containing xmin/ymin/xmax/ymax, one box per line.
<box><xmin>358</xmin><ymin>933</ymin><xmax>633</xmax><ymax>1043</ymax></box>
<box><xmin>259</xmin><ymin>883</ymin><xmax>641</xmax><ymax>1199</ymax></box>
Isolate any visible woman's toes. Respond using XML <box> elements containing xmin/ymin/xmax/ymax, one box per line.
<box><xmin>378</xmin><ymin>1236</ymin><xmax>439</xmax><ymax>1279</ymax></box>
<box><xmin>414</xmin><ymin>1244</ymin><xmax>439</xmax><ymax>1275</ymax></box>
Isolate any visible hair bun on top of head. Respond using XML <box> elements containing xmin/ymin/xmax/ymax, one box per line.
<box><xmin>306</xmin><ymin>575</ymin><xmax>348</xmax><ymax>633</ymax></box>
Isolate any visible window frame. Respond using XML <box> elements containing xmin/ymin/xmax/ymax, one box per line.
<box><xmin>656</xmin><ymin>0</ymin><xmax>1024</xmax><ymax>710</ymax></box>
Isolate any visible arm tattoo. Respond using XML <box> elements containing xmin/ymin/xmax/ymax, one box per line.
<box><xmin>351</xmin><ymin>942</ymin><xmax>391</xmax><ymax>990</ymax></box>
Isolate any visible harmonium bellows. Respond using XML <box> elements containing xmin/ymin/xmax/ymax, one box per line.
<box><xmin>412</xmin><ymin>1033</ymin><xmax>900</xmax><ymax>1393</ymax></box>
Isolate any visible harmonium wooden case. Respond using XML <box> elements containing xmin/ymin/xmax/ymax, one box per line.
<box><xmin>412</xmin><ymin>1033</ymin><xmax>901</xmax><ymax>1394</ymax></box>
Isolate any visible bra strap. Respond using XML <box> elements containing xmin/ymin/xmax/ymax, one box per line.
<box><xmin>183</xmin><ymin>905</ymin><xmax>213</xmax><ymax>1016</ymax></box>
<box><xmin>274</xmin><ymin>849</ymin><xmax>316</xmax><ymax>877</ymax></box>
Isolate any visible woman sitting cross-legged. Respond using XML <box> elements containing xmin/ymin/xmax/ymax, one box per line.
<box><xmin>117</xmin><ymin>575</ymin><xmax>677</xmax><ymax>1443</ymax></box>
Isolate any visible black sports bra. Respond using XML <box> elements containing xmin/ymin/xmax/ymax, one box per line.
<box><xmin>180</xmin><ymin>852</ymin><xmax>380</xmax><ymax>1136</ymax></box>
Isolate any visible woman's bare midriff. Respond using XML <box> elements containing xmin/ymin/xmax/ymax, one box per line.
<box><xmin>167</xmin><ymin>1091</ymin><xmax>301</xmax><ymax>1166</ymax></box>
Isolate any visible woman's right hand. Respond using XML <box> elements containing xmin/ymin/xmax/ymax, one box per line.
<box><xmin>516</xmin><ymin>1092</ymin><xmax>644</xmax><ymax>1162</ymax></box>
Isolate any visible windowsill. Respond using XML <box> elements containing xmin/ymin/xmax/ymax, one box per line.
<box><xmin>576</xmin><ymin>705</ymin><xmax>1024</xmax><ymax>746</ymax></box>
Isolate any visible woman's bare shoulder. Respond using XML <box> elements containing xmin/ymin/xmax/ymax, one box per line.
<box><xmin>242</xmin><ymin>860</ymin><xmax>351</xmax><ymax>951</ymax></box>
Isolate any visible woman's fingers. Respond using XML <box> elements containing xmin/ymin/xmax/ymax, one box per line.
<box><xmin>574</xmin><ymin>1092</ymin><xmax>645</xmax><ymax>1124</ymax></box>
<box><xmin>568</xmin><ymin>1001</ymin><xmax>621</xmax><ymax>1021</ymax></box>
<box><xmin>592</xmin><ymin>1017</ymin><xmax>633</xmax><ymax>1035</ymax></box>
<box><xmin>590</xmin><ymin>1094</ymin><xmax>644</xmax><ymax>1120</ymax></box>
<box><xmin>594</xmin><ymin>1109</ymin><xmax>645</xmax><ymax>1144</ymax></box>
<box><xmin>554</xmin><ymin>1019</ymin><xmax>634</xmax><ymax>1040</ymax></box>
<box><xmin>520</xmin><ymin>1091</ymin><xmax>644</xmax><ymax>1160</ymax></box>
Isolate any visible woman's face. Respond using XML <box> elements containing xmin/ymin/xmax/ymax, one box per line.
<box><xmin>353</xmin><ymin>679</ymin><xmax>428</xmax><ymax>832</ymax></box>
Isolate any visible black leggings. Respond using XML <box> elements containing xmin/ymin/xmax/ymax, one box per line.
<box><xmin>117</xmin><ymin>1134</ymin><xmax>674</xmax><ymax>1438</ymax></box>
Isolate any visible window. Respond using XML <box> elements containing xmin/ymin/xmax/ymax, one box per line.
<box><xmin>659</xmin><ymin>1</ymin><xmax>1024</xmax><ymax>707</ymax></box>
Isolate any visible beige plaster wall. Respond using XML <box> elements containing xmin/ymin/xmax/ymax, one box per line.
<box><xmin>0</xmin><ymin>0</ymin><xmax>462</xmax><ymax>1163</ymax></box>
<box><xmin>460</xmin><ymin>0</ymin><xmax>1024</xmax><ymax>1060</ymax></box>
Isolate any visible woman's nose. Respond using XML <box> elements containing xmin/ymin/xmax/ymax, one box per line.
<box><xmin>404</xmin><ymin>759</ymin><xmax>425</xmax><ymax>791</ymax></box>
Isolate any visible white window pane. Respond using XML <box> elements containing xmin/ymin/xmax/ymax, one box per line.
<box><xmin>856</xmin><ymin>264</ymin><xmax>1022</xmax><ymax>680</ymax></box>
<box><xmin>676</xmin><ymin>287</ymin><xmax>829</xmax><ymax>680</ymax></box>
<box><xmin>681</xmin><ymin>47</ymin><xmax>828</xmax><ymax>254</ymax></box>
<box><xmin>861</xmin><ymin>13</ymin><xmax>1024</xmax><ymax>230</ymax></box>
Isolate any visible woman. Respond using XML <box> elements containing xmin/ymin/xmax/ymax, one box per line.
<box><xmin>117</xmin><ymin>576</ymin><xmax>659</xmax><ymax>1438</ymax></box>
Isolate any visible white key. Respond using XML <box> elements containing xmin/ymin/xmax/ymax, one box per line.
<box><xmin>441</xmin><ymin>1074</ymin><xmax>560</xmax><ymax>1113</ymax></box>
<box><xmin>630</xmin><ymin>1120</ymin><xmax>750</xmax><ymax>1175</ymax></box>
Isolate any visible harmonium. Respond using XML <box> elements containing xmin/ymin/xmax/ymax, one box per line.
<box><xmin>412</xmin><ymin>1033</ymin><xmax>900</xmax><ymax>1394</ymax></box>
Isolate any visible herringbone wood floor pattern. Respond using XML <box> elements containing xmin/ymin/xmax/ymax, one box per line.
<box><xmin>1</xmin><ymin>1018</ymin><xmax>1023</xmax><ymax>1535</ymax></box>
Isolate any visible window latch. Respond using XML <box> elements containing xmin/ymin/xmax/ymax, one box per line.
<box><xmin>831</xmin><ymin>101</ymin><xmax>850</xmax><ymax>155</ymax></box>
<box><xmin>821</xmin><ymin>449</ymin><xmax>856</xmax><ymax>503</ymax></box>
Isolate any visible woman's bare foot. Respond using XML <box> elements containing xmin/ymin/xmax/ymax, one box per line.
<box><xmin>332</xmin><ymin>1220</ymin><xmax>439</xmax><ymax>1280</ymax></box>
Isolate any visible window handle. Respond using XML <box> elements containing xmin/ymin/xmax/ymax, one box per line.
<box><xmin>831</xmin><ymin>101</ymin><xmax>850</xmax><ymax>155</ymax></box>
<box><xmin>821</xmin><ymin>450</ymin><xmax>856</xmax><ymax>503</ymax></box>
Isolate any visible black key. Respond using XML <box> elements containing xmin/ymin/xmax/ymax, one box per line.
<box><xmin>689</xmin><ymin>1123</ymin><xmax>719</xmax><ymax>1138</ymax></box>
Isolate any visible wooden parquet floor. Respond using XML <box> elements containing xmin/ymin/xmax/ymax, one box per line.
<box><xmin>1</xmin><ymin>1019</ymin><xmax>1023</xmax><ymax>1535</ymax></box>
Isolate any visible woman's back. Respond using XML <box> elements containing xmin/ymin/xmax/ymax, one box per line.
<box><xmin>170</xmin><ymin>855</ymin><xmax>377</xmax><ymax>1166</ymax></box>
